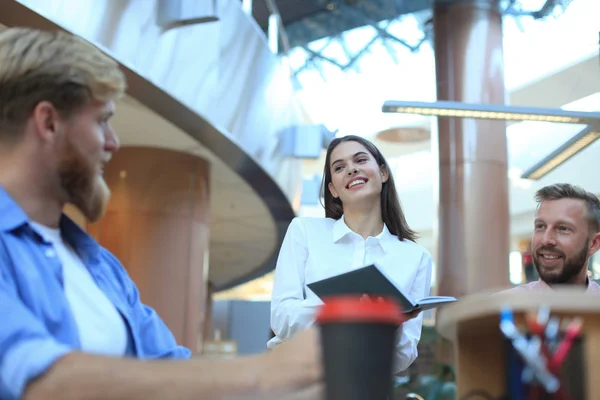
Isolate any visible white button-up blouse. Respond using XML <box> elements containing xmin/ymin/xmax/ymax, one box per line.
<box><xmin>268</xmin><ymin>216</ymin><xmax>433</xmax><ymax>373</ymax></box>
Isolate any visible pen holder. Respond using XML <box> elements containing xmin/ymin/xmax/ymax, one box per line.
<box><xmin>504</xmin><ymin>334</ymin><xmax>586</xmax><ymax>399</ymax></box>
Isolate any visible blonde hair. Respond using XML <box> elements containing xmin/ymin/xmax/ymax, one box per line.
<box><xmin>0</xmin><ymin>27</ymin><xmax>126</xmax><ymax>138</ymax></box>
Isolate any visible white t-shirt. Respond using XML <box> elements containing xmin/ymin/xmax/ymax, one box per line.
<box><xmin>30</xmin><ymin>222</ymin><xmax>128</xmax><ymax>356</ymax></box>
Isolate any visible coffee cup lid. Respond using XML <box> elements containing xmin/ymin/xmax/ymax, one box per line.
<box><xmin>315</xmin><ymin>296</ymin><xmax>406</xmax><ymax>325</ymax></box>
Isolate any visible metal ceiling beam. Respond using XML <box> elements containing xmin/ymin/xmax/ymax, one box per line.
<box><xmin>382</xmin><ymin>100</ymin><xmax>600</xmax><ymax>180</ymax></box>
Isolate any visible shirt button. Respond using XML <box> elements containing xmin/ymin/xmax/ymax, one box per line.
<box><xmin>45</xmin><ymin>249</ymin><xmax>56</xmax><ymax>258</ymax></box>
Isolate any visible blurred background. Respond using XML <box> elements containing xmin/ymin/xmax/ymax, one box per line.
<box><xmin>2</xmin><ymin>0</ymin><xmax>599</xmax><ymax>397</ymax></box>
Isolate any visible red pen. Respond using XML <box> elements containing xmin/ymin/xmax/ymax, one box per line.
<box><xmin>549</xmin><ymin>318</ymin><xmax>583</xmax><ymax>372</ymax></box>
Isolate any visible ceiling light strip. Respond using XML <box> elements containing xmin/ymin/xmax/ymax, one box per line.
<box><xmin>521</xmin><ymin>128</ymin><xmax>600</xmax><ymax>180</ymax></box>
<box><xmin>382</xmin><ymin>100</ymin><xmax>600</xmax><ymax>125</ymax></box>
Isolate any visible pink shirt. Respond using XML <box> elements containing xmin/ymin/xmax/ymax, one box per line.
<box><xmin>504</xmin><ymin>279</ymin><xmax>600</xmax><ymax>293</ymax></box>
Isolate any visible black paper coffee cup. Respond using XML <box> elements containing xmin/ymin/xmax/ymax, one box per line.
<box><xmin>316</xmin><ymin>296</ymin><xmax>406</xmax><ymax>400</ymax></box>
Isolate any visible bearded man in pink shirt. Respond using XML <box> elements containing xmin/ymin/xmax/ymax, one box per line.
<box><xmin>508</xmin><ymin>183</ymin><xmax>600</xmax><ymax>293</ymax></box>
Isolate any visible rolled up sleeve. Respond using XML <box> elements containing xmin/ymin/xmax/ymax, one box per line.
<box><xmin>0</xmin><ymin>277</ymin><xmax>73</xmax><ymax>400</ymax></box>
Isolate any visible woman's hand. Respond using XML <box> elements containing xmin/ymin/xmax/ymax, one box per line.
<box><xmin>359</xmin><ymin>295</ymin><xmax>422</xmax><ymax>319</ymax></box>
<box><xmin>359</xmin><ymin>294</ymin><xmax>385</xmax><ymax>303</ymax></box>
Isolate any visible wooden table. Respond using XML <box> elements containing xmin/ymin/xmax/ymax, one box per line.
<box><xmin>436</xmin><ymin>289</ymin><xmax>600</xmax><ymax>399</ymax></box>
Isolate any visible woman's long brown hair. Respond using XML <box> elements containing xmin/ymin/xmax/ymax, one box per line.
<box><xmin>319</xmin><ymin>135</ymin><xmax>418</xmax><ymax>242</ymax></box>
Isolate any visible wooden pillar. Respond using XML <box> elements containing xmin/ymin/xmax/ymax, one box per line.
<box><xmin>88</xmin><ymin>146</ymin><xmax>210</xmax><ymax>352</ymax></box>
<box><xmin>433</xmin><ymin>0</ymin><xmax>510</xmax><ymax>297</ymax></box>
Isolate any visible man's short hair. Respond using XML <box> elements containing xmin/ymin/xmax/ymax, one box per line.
<box><xmin>0</xmin><ymin>27</ymin><xmax>126</xmax><ymax>140</ymax></box>
<box><xmin>535</xmin><ymin>183</ymin><xmax>600</xmax><ymax>233</ymax></box>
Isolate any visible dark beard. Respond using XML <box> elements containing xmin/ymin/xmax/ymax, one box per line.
<box><xmin>58</xmin><ymin>138</ymin><xmax>109</xmax><ymax>223</ymax></box>
<box><xmin>533</xmin><ymin>241</ymin><xmax>589</xmax><ymax>285</ymax></box>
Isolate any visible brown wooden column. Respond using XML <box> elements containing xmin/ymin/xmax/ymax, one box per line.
<box><xmin>88</xmin><ymin>147</ymin><xmax>210</xmax><ymax>352</ymax></box>
<box><xmin>433</xmin><ymin>0</ymin><xmax>510</xmax><ymax>297</ymax></box>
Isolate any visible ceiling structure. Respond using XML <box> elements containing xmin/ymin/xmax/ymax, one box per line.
<box><xmin>248</xmin><ymin>0</ymin><xmax>574</xmax><ymax>78</ymax></box>
<box><xmin>286</xmin><ymin>0</ymin><xmax>599</xmax><ymax>178</ymax></box>
<box><xmin>250</xmin><ymin>0</ymin><xmax>572</xmax><ymax>48</ymax></box>
<box><xmin>243</xmin><ymin>0</ymin><xmax>597</xmax><ymax>199</ymax></box>
<box><xmin>252</xmin><ymin>0</ymin><xmax>431</xmax><ymax>47</ymax></box>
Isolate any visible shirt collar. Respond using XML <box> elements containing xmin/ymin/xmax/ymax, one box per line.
<box><xmin>332</xmin><ymin>216</ymin><xmax>353</xmax><ymax>242</ymax></box>
<box><xmin>332</xmin><ymin>215</ymin><xmax>395</xmax><ymax>251</ymax></box>
<box><xmin>0</xmin><ymin>186</ymin><xmax>29</xmax><ymax>232</ymax></box>
<box><xmin>535</xmin><ymin>277</ymin><xmax>591</xmax><ymax>291</ymax></box>
<box><xmin>59</xmin><ymin>214</ymin><xmax>101</xmax><ymax>263</ymax></box>
<box><xmin>0</xmin><ymin>185</ymin><xmax>100</xmax><ymax>263</ymax></box>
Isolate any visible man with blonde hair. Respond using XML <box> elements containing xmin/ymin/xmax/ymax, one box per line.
<box><xmin>0</xmin><ymin>27</ymin><xmax>321</xmax><ymax>400</ymax></box>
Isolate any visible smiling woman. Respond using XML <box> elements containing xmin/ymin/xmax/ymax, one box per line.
<box><xmin>321</xmin><ymin>135</ymin><xmax>418</xmax><ymax>243</ymax></box>
<box><xmin>268</xmin><ymin>134</ymin><xmax>433</xmax><ymax>374</ymax></box>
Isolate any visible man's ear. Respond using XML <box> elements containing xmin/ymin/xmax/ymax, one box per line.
<box><xmin>380</xmin><ymin>164</ymin><xmax>389</xmax><ymax>183</ymax></box>
<box><xmin>589</xmin><ymin>231</ymin><xmax>600</xmax><ymax>258</ymax></box>
<box><xmin>328</xmin><ymin>182</ymin><xmax>338</xmax><ymax>199</ymax></box>
<box><xmin>32</xmin><ymin>101</ymin><xmax>61</xmax><ymax>143</ymax></box>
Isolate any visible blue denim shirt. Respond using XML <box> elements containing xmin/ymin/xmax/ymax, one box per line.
<box><xmin>0</xmin><ymin>187</ymin><xmax>190</xmax><ymax>399</ymax></box>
